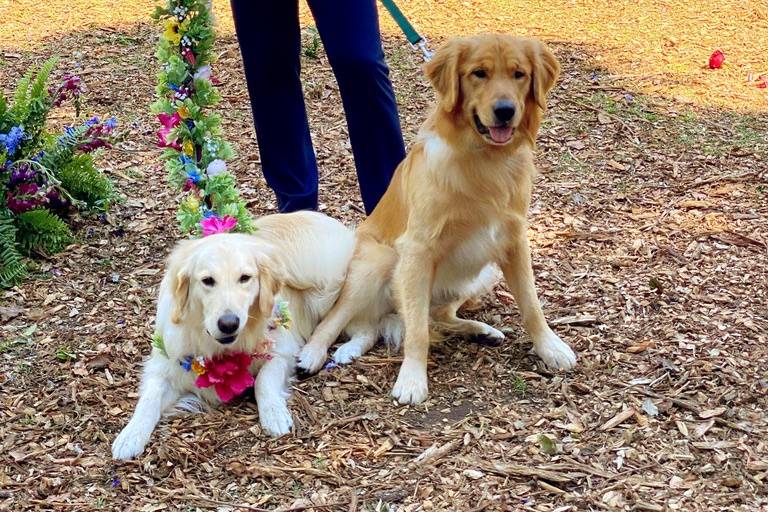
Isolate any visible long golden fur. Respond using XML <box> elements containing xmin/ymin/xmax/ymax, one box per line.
<box><xmin>297</xmin><ymin>34</ymin><xmax>577</xmax><ymax>404</ymax></box>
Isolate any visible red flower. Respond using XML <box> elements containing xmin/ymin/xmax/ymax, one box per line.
<box><xmin>182</xmin><ymin>47</ymin><xmax>197</xmax><ymax>66</ymax></box>
<box><xmin>708</xmin><ymin>50</ymin><xmax>725</xmax><ymax>69</ymax></box>
<box><xmin>757</xmin><ymin>75</ymin><xmax>768</xmax><ymax>89</ymax></box>
<box><xmin>195</xmin><ymin>351</ymin><xmax>254</xmax><ymax>402</ymax></box>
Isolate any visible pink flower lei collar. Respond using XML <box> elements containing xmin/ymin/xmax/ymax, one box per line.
<box><xmin>151</xmin><ymin>301</ymin><xmax>291</xmax><ymax>402</ymax></box>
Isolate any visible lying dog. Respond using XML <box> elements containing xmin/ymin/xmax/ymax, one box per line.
<box><xmin>112</xmin><ymin>211</ymin><xmax>365</xmax><ymax>460</ymax></box>
<box><xmin>297</xmin><ymin>34</ymin><xmax>576</xmax><ymax>404</ymax></box>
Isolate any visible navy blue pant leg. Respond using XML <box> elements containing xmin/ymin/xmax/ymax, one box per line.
<box><xmin>230</xmin><ymin>0</ymin><xmax>318</xmax><ymax>212</ymax></box>
<box><xmin>307</xmin><ymin>0</ymin><xmax>406</xmax><ymax>214</ymax></box>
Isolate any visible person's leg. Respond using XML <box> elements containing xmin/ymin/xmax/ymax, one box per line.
<box><xmin>230</xmin><ymin>0</ymin><xmax>318</xmax><ymax>212</ymax></box>
<box><xmin>307</xmin><ymin>0</ymin><xmax>406</xmax><ymax>214</ymax></box>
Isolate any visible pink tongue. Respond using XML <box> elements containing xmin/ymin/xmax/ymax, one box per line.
<box><xmin>489</xmin><ymin>126</ymin><xmax>514</xmax><ymax>143</ymax></box>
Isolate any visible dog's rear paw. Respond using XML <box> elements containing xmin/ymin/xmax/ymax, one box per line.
<box><xmin>467</xmin><ymin>325</ymin><xmax>505</xmax><ymax>347</ymax></box>
<box><xmin>534</xmin><ymin>329</ymin><xmax>577</xmax><ymax>370</ymax></box>
<box><xmin>391</xmin><ymin>359</ymin><xmax>429</xmax><ymax>405</ymax></box>
<box><xmin>333</xmin><ymin>342</ymin><xmax>363</xmax><ymax>365</ymax></box>
<box><xmin>259</xmin><ymin>402</ymin><xmax>293</xmax><ymax>437</ymax></box>
<box><xmin>333</xmin><ymin>335</ymin><xmax>375</xmax><ymax>365</ymax></box>
<box><xmin>297</xmin><ymin>343</ymin><xmax>328</xmax><ymax>374</ymax></box>
<box><xmin>111</xmin><ymin>427</ymin><xmax>150</xmax><ymax>461</ymax></box>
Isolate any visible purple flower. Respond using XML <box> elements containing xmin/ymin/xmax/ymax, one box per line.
<box><xmin>51</xmin><ymin>74</ymin><xmax>84</xmax><ymax>107</ymax></box>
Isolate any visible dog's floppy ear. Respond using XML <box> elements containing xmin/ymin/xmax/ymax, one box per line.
<box><xmin>425</xmin><ymin>38</ymin><xmax>466</xmax><ymax>112</ymax></box>
<box><xmin>530</xmin><ymin>41</ymin><xmax>560</xmax><ymax>110</ymax></box>
<box><xmin>254</xmin><ymin>252</ymin><xmax>285</xmax><ymax>317</ymax></box>
<box><xmin>166</xmin><ymin>239</ymin><xmax>196</xmax><ymax>324</ymax></box>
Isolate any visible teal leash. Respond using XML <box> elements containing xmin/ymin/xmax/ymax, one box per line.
<box><xmin>380</xmin><ymin>0</ymin><xmax>433</xmax><ymax>61</ymax></box>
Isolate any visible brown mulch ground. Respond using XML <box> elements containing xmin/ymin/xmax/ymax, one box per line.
<box><xmin>1</xmin><ymin>1</ymin><xmax>767</xmax><ymax>511</ymax></box>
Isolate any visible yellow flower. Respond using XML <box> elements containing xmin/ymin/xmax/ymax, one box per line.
<box><xmin>191</xmin><ymin>358</ymin><xmax>206</xmax><ymax>376</ymax></box>
<box><xmin>185</xmin><ymin>194</ymin><xmax>200</xmax><ymax>211</ymax></box>
<box><xmin>163</xmin><ymin>19</ymin><xmax>182</xmax><ymax>45</ymax></box>
<box><xmin>183</xmin><ymin>140</ymin><xmax>194</xmax><ymax>156</ymax></box>
<box><xmin>178</xmin><ymin>105</ymin><xmax>190</xmax><ymax>119</ymax></box>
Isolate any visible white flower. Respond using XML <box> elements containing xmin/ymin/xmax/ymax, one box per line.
<box><xmin>194</xmin><ymin>65</ymin><xmax>212</xmax><ymax>81</ymax></box>
<box><xmin>206</xmin><ymin>159</ymin><xmax>227</xmax><ymax>177</ymax></box>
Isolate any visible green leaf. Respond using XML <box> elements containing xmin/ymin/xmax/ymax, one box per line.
<box><xmin>538</xmin><ymin>434</ymin><xmax>558</xmax><ymax>455</ymax></box>
<box><xmin>151</xmin><ymin>332</ymin><xmax>169</xmax><ymax>358</ymax></box>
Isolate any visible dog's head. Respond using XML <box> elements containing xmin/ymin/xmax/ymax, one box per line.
<box><xmin>165</xmin><ymin>234</ymin><xmax>283</xmax><ymax>346</ymax></box>
<box><xmin>425</xmin><ymin>34</ymin><xmax>559</xmax><ymax>146</ymax></box>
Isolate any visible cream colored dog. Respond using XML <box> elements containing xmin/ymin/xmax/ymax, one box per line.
<box><xmin>112</xmin><ymin>211</ymin><xmax>374</xmax><ymax>460</ymax></box>
<box><xmin>297</xmin><ymin>34</ymin><xmax>576</xmax><ymax>404</ymax></box>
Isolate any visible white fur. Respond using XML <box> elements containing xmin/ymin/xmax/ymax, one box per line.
<box><xmin>533</xmin><ymin>327</ymin><xmax>577</xmax><ymax>370</ymax></box>
<box><xmin>112</xmin><ymin>212</ymin><xmax>356</xmax><ymax>460</ymax></box>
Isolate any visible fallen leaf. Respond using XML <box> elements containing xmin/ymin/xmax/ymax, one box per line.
<box><xmin>0</xmin><ymin>306</ymin><xmax>23</xmax><ymax>322</ymax></box>
<box><xmin>699</xmin><ymin>406</ymin><xmax>726</xmax><ymax>419</ymax></box>
<box><xmin>463</xmin><ymin>469</ymin><xmax>484</xmax><ymax>480</ymax></box>
<box><xmin>599</xmin><ymin>407</ymin><xmax>636</xmax><ymax>431</ymax></box>
<box><xmin>627</xmin><ymin>341</ymin><xmax>655</xmax><ymax>353</ymax></box>
<box><xmin>538</xmin><ymin>434</ymin><xmax>558</xmax><ymax>455</ymax></box>
<box><xmin>642</xmin><ymin>398</ymin><xmax>659</xmax><ymax>417</ymax></box>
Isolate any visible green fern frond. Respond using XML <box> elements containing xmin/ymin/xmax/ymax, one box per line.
<box><xmin>9</xmin><ymin>70</ymin><xmax>33</xmax><ymax>124</ymax></box>
<box><xmin>15</xmin><ymin>209</ymin><xmax>73</xmax><ymax>255</ymax></box>
<box><xmin>0</xmin><ymin>209</ymin><xmax>27</xmax><ymax>288</ymax></box>
<box><xmin>57</xmin><ymin>153</ymin><xmax>114</xmax><ymax>208</ymax></box>
<box><xmin>0</xmin><ymin>94</ymin><xmax>8</xmax><ymax>132</ymax></box>
<box><xmin>38</xmin><ymin>124</ymin><xmax>89</xmax><ymax>171</ymax></box>
<box><xmin>29</xmin><ymin>57</ymin><xmax>58</xmax><ymax>103</ymax></box>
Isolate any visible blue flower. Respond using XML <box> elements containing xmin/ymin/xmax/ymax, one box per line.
<box><xmin>104</xmin><ymin>117</ymin><xmax>118</xmax><ymax>130</ymax></box>
<box><xmin>85</xmin><ymin>116</ymin><xmax>100</xmax><ymax>127</ymax></box>
<box><xmin>186</xmin><ymin>169</ymin><xmax>201</xmax><ymax>184</ymax></box>
<box><xmin>202</xmin><ymin>210</ymin><xmax>216</xmax><ymax>219</ymax></box>
<box><xmin>180</xmin><ymin>356</ymin><xmax>193</xmax><ymax>372</ymax></box>
<box><xmin>0</xmin><ymin>126</ymin><xmax>26</xmax><ymax>157</ymax></box>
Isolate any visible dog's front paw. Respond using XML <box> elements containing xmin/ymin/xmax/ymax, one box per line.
<box><xmin>259</xmin><ymin>401</ymin><xmax>293</xmax><ymax>437</ymax></box>
<box><xmin>297</xmin><ymin>343</ymin><xmax>328</xmax><ymax>374</ymax></box>
<box><xmin>391</xmin><ymin>359</ymin><xmax>428</xmax><ymax>405</ymax></box>
<box><xmin>534</xmin><ymin>329</ymin><xmax>577</xmax><ymax>370</ymax></box>
<box><xmin>467</xmin><ymin>324</ymin><xmax>505</xmax><ymax>347</ymax></box>
<box><xmin>111</xmin><ymin>425</ymin><xmax>150</xmax><ymax>461</ymax></box>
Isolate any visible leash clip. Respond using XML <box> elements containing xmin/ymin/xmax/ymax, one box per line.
<box><xmin>411</xmin><ymin>38</ymin><xmax>434</xmax><ymax>62</ymax></box>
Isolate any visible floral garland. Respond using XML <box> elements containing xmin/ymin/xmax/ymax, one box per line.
<box><xmin>153</xmin><ymin>0</ymin><xmax>252</xmax><ymax>236</ymax></box>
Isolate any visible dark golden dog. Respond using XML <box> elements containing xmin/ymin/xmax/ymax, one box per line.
<box><xmin>298</xmin><ymin>34</ymin><xmax>576</xmax><ymax>404</ymax></box>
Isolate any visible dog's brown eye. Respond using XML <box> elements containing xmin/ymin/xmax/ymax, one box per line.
<box><xmin>472</xmin><ymin>69</ymin><xmax>487</xmax><ymax>79</ymax></box>
<box><xmin>514</xmin><ymin>70</ymin><xmax>526</xmax><ymax>79</ymax></box>
<box><xmin>202</xmin><ymin>277</ymin><xmax>215</xmax><ymax>287</ymax></box>
<box><xmin>239</xmin><ymin>274</ymin><xmax>251</xmax><ymax>284</ymax></box>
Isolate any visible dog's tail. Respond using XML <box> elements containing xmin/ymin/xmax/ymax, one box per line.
<box><xmin>171</xmin><ymin>394</ymin><xmax>209</xmax><ymax>415</ymax></box>
<box><xmin>377</xmin><ymin>313</ymin><xmax>404</xmax><ymax>351</ymax></box>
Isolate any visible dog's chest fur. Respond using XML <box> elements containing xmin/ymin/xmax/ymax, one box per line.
<box><xmin>418</xmin><ymin>132</ymin><xmax>526</xmax><ymax>292</ymax></box>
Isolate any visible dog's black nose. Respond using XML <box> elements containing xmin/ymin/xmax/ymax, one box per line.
<box><xmin>217</xmin><ymin>313</ymin><xmax>240</xmax><ymax>335</ymax></box>
<box><xmin>493</xmin><ymin>101</ymin><xmax>516</xmax><ymax>124</ymax></box>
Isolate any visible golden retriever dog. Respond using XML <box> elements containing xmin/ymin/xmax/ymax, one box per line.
<box><xmin>297</xmin><ymin>34</ymin><xmax>577</xmax><ymax>404</ymax></box>
<box><xmin>112</xmin><ymin>211</ymin><xmax>378</xmax><ymax>460</ymax></box>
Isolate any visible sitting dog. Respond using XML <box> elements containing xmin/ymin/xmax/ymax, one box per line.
<box><xmin>297</xmin><ymin>34</ymin><xmax>577</xmax><ymax>404</ymax></box>
<box><xmin>112</xmin><ymin>211</ymin><xmax>368</xmax><ymax>460</ymax></box>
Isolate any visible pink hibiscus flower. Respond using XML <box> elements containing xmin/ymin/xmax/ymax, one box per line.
<box><xmin>195</xmin><ymin>351</ymin><xmax>254</xmax><ymax>402</ymax></box>
<box><xmin>200</xmin><ymin>214</ymin><xmax>238</xmax><ymax>236</ymax></box>
<box><xmin>156</xmin><ymin>112</ymin><xmax>183</xmax><ymax>150</ymax></box>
